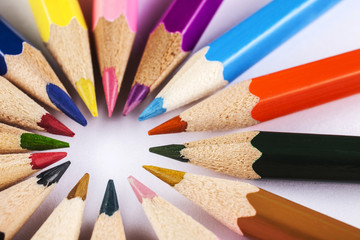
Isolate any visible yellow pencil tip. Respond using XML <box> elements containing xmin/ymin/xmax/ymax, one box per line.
<box><xmin>67</xmin><ymin>173</ymin><xmax>90</xmax><ymax>200</ymax></box>
<box><xmin>143</xmin><ymin>165</ymin><xmax>185</xmax><ymax>186</ymax></box>
<box><xmin>76</xmin><ymin>78</ymin><xmax>98</xmax><ymax>117</ymax></box>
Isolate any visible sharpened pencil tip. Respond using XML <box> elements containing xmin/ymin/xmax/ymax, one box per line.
<box><xmin>76</xmin><ymin>78</ymin><xmax>98</xmax><ymax>117</ymax></box>
<box><xmin>20</xmin><ymin>133</ymin><xmax>69</xmax><ymax>150</ymax></box>
<box><xmin>143</xmin><ymin>165</ymin><xmax>185</xmax><ymax>186</ymax></box>
<box><xmin>30</xmin><ymin>152</ymin><xmax>67</xmax><ymax>169</ymax></box>
<box><xmin>139</xmin><ymin>97</ymin><xmax>166</xmax><ymax>121</ymax></box>
<box><xmin>99</xmin><ymin>180</ymin><xmax>119</xmax><ymax>216</ymax></box>
<box><xmin>128</xmin><ymin>176</ymin><xmax>157</xmax><ymax>203</ymax></box>
<box><xmin>103</xmin><ymin>68</ymin><xmax>118</xmax><ymax>117</ymax></box>
<box><xmin>46</xmin><ymin>83</ymin><xmax>87</xmax><ymax>126</ymax></box>
<box><xmin>149</xmin><ymin>145</ymin><xmax>188</xmax><ymax>162</ymax></box>
<box><xmin>148</xmin><ymin>116</ymin><xmax>187</xmax><ymax>135</ymax></box>
<box><xmin>38</xmin><ymin>113</ymin><xmax>75</xmax><ymax>137</ymax></box>
<box><xmin>67</xmin><ymin>173</ymin><xmax>90</xmax><ymax>201</ymax></box>
<box><xmin>36</xmin><ymin>161</ymin><xmax>71</xmax><ymax>187</ymax></box>
<box><xmin>123</xmin><ymin>83</ymin><xmax>150</xmax><ymax>116</ymax></box>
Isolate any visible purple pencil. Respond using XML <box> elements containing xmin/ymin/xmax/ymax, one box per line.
<box><xmin>123</xmin><ymin>0</ymin><xmax>223</xmax><ymax>116</ymax></box>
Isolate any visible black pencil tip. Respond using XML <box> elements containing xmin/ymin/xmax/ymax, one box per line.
<box><xmin>0</xmin><ymin>232</ymin><xmax>4</xmax><ymax>240</ymax></box>
<box><xmin>149</xmin><ymin>144</ymin><xmax>188</xmax><ymax>162</ymax></box>
<box><xmin>100</xmin><ymin>180</ymin><xmax>119</xmax><ymax>216</ymax></box>
<box><xmin>36</xmin><ymin>161</ymin><xmax>71</xmax><ymax>187</ymax></box>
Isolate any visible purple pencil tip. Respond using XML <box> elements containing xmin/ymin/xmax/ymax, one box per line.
<box><xmin>123</xmin><ymin>83</ymin><xmax>150</xmax><ymax>116</ymax></box>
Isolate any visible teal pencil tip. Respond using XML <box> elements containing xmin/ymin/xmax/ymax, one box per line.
<box><xmin>138</xmin><ymin>97</ymin><xmax>166</xmax><ymax>121</ymax></box>
<box><xmin>100</xmin><ymin>180</ymin><xmax>119</xmax><ymax>216</ymax></box>
<box><xmin>149</xmin><ymin>144</ymin><xmax>188</xmax><ymax>162</ymax></box>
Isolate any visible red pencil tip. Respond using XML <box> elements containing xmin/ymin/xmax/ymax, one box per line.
<box><xmin>30</xmin><ymin>152</ymin><xmax>67</xmax><ymax>169</ymax></box>
<box><xmin>148</xmin><ymin>116</ymin><xmax>187</xmax><ymax>135</ymax></box>
<box><xmin>103</xmin><ymin>67</ymin><xmax>119</xmax><ymax>117</ymax></box>
<box><xmin>38</xmin><ymin>113</ymin><xmax>75</xmax><ymax>137</ymax></box>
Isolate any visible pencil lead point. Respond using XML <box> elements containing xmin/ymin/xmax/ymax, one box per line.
<box><xmin>46</xmin><ymin>83</ymin><xmax>87</xmax><ymax>126</ymax></box>
<box><xmin>76</xmin><ymin>78</ymin><xmax>98</xmax><ymax>117</ymax></box>
<box><xmin>128</xmin><ymin>176</ymin><xmax>157</xmax><ymax>203</ymax></box>
<box><xmin>67</xmin><ymin>173</ymin><xmax>90</xmax><ymax>200</ymax></box>
<box><xmin>36</xmin><ymin>161</ymin><xmax>71</xmax><ymax>187</ymax></box>
<box><xmin>20</xmin><ymin>133</ymin><xmax>69</xmax><ymax>150</ymax></box>
<box><xmin>99</xmin><ymin>180</ymin><xmax>119</xmax><ymax>216</ymax></box>
<box><xmin>139</xmin><ymin>97</ymin><xmax>166</xmax><ymax>121</ymax></box>
<box><xmin>38</xmin><ymin>113</ymin><xmax>75</xmax><ymax>137</ymax></box>
<box><xmin>103</xmin><ymin>68</ymin><xmax>118</xmax><ymax>117</ymax></box>
<box><xmin>148</xmin><ymin>116</ymin><xmax>187</xmax><ymax>135</ymax></box>
<box><xmin>123</xmin><ymin>83</ymin><xmax>150</xmax><ymax>116</ymax></box>
<box><xmin>143</xmin><ymin>165</ymin><xmax>185</xmax><ymax>186</ymax></box>
<box><xmin>149</xmin><ymin>145</ymin><xmax>188</xmax><ymax>162</ymax></box>
<box><xmin>30</xmin><ymin>152</ymin><xmax>67</xmax><ymax>169</ymax></box>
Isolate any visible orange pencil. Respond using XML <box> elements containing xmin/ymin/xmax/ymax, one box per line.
<box><xmin>149</xmin><ymin>49</ymin><xmax>360</xmax><ymax>135</ymax></box>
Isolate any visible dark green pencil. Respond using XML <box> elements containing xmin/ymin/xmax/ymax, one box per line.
<box><xmin>150</xmin><ymin>131</ymin><xmax>360</xmax><ymax>181</ymax></box>
<box><xmin>91</xmin><ymin>180</ymin><xmax>125</xmax><ymax>239</ymax></box>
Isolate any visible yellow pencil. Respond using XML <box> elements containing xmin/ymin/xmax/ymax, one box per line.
<box><xmin>28</xmin><ymin>0</ymin><xmax>98</xmax><ymax>116</ymax></box>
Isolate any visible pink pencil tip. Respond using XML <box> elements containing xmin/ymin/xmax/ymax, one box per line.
<box><xmin>128</xmin><ymin>176</ymin><xmax>157</xmax><ymax>203</ymax></box>
<box><xmin>103</xmin><ymin>67</ymin><xmax>119</xmax><ymax>117</ymax></box>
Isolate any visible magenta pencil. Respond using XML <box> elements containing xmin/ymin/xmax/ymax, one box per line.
<box><xmin>123</xmin><ymin>0</ymin><xmax>223</xmax><ymax>116</ymax></box>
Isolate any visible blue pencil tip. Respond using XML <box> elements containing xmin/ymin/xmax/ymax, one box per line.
<box><xmin>46</xmin><ymin>83</ymin><xmax>87</xmax><ymax>126</ymax></box>
<box><xmin>138</xmin><ymin>97</ymin><xmax>166</xmax><ymax>121</ymax></box>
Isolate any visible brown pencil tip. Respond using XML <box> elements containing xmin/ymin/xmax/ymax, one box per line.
<box><xmin>67</xmin><ymin>173</ymin><xmax>90</xmax><ymax>200</ymax></box>
<box><xmin>148</xmin><ymin>116</ymin><xmax>187</xmax><ymax>135</ymax></box>
<box><xmin>143</xmin><ymin>165</ymin><xmax>185</xmax><ymax>186</ymax></box>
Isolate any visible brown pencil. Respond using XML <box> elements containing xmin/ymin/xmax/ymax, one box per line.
<box><xmin>31</xmin><ymin>173</ymin><xmax>89</xmax><ymax>240</ymax></box>
<box><xmin>144</xmin><ymin>165</ymin><xmax>360</xmax><ymax>240</ymax></box>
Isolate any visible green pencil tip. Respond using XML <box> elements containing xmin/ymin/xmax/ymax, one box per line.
<box><xmin>99</xmin><ymin>180</ymin><xmax>119</xmax><ymax>216</ymax></box>
<box><xmin>20</xmin><ymin>133</ymin><xmax>69</xmax><ymax>150</ymax></box>
<box><xmin>149</xmin><ymin>144</ymin><xmax>188</xmax><ymax>162</ymax></box>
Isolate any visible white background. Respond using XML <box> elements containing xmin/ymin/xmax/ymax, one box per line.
<box><xmin>1</xmin><ymin>0</ymin><xmax>360</xmax><ymax>239</ymax></box>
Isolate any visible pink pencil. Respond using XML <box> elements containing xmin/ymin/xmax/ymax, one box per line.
<box><xmin>128</xmin><ymin>176</ymin><xmax>219</xmax><ymax>240</ymax></box>
<box><xmin>93</xmin><ymin>0</ymin><xmax>138</xmax><ymax>117</ymax></box>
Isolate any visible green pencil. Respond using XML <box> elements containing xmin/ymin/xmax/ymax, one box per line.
<box><xmin>150</xmin><ymin>131</ymin><xmax>360</xmax><ymax>181</ymax></box>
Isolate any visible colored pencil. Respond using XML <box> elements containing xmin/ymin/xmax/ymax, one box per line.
<box><xmin>144</xmin><ymin>165</ymin><xmax>360</xmax><ymax>239</ymax></box>
<box><xmin>0</xmin><ymin>76</ymin><xmax>74</xmax><ymax>136</ymax></box>
<box><xmin>128</xmin><ymin>176</ymin><xmax>218</xmax><ymax>240</ymax></box>
<box><xmin>123</xmin><ymin>0</ymin><xmax>222</xmax><ymax>116</ymax></box>
<box><xmin>0</xmin><ymin>16</ymin><xmax>87</xmax><ymax>126</ymax></box>
<box><xmin>0</xmin><ymin>161</ymin><xmax>70</xmax><ymax>240</ymax></box>
<box><xmin>28</xmin><ymin>0</ymin><xmax>98</xmax><ymax>117</ymax></box>
<box><xmin>91</xmin><ymin>180</ymin><xmax>125</xmax><ymax>240</ymax></box>
<box><xmin>0</xmin><ymin>152</ymin><xmax>67</xmax><ymax>190</ymax></box>
<box><xmin>93</xmin><ymin>0</ymin><xmax>138</xmax><ymax>117</ymax></box>
<box><xmin>149</xmin><ymin>49</ymin><xmax>360</xmax><ymax>135</ymax></box>
<box><xmin>31</xmin><ymin>173</ymin><xmax>89</xmax><ymax>240</ymax></box>
<box><xmin>150</xmin><ymin>131</ymin><xmax>360</xmax><ymax>181</ymax></box>
<box><xmin>139</xmin><ymin>0</ymin><xmax>340</xmax><ymax>121</ymax></box>
<box><xmin>0</xmin><ymin>122</ymin><xmax>69</xmax><ymax>153</ymax></box>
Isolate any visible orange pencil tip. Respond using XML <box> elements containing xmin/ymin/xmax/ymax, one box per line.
<box><xmin>148</xmin><ymin>116</ymin><xmax>187</xmax><ymax>135</ymax></box>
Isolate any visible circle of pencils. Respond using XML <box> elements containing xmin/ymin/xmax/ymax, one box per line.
<box><xmin>1</xmin><ymin>1</ymin><xmax>360</xmax><ymax>239</ymax></box>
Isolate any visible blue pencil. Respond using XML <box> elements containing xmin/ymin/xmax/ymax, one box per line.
<box><xmin>0</xmin><ymin>16</ymin><xmax>87</xmax><ymax>126</ymax></box>
<box><xmin>139</xmin><ymin>0</ymin><xmax>340</xmax><ymax>121</ymax></box>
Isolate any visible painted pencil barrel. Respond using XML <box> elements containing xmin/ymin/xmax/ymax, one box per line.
<box><xmin>141</xmin><ymin>0</ymin><xmax>340</xmax><ymax>120</ymax></box>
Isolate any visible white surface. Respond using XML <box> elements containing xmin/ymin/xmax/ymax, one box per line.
<box><xmin>1</xmin><ymin>0</ymin><xmax>360</xmax><ymax>239</ymax></box>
